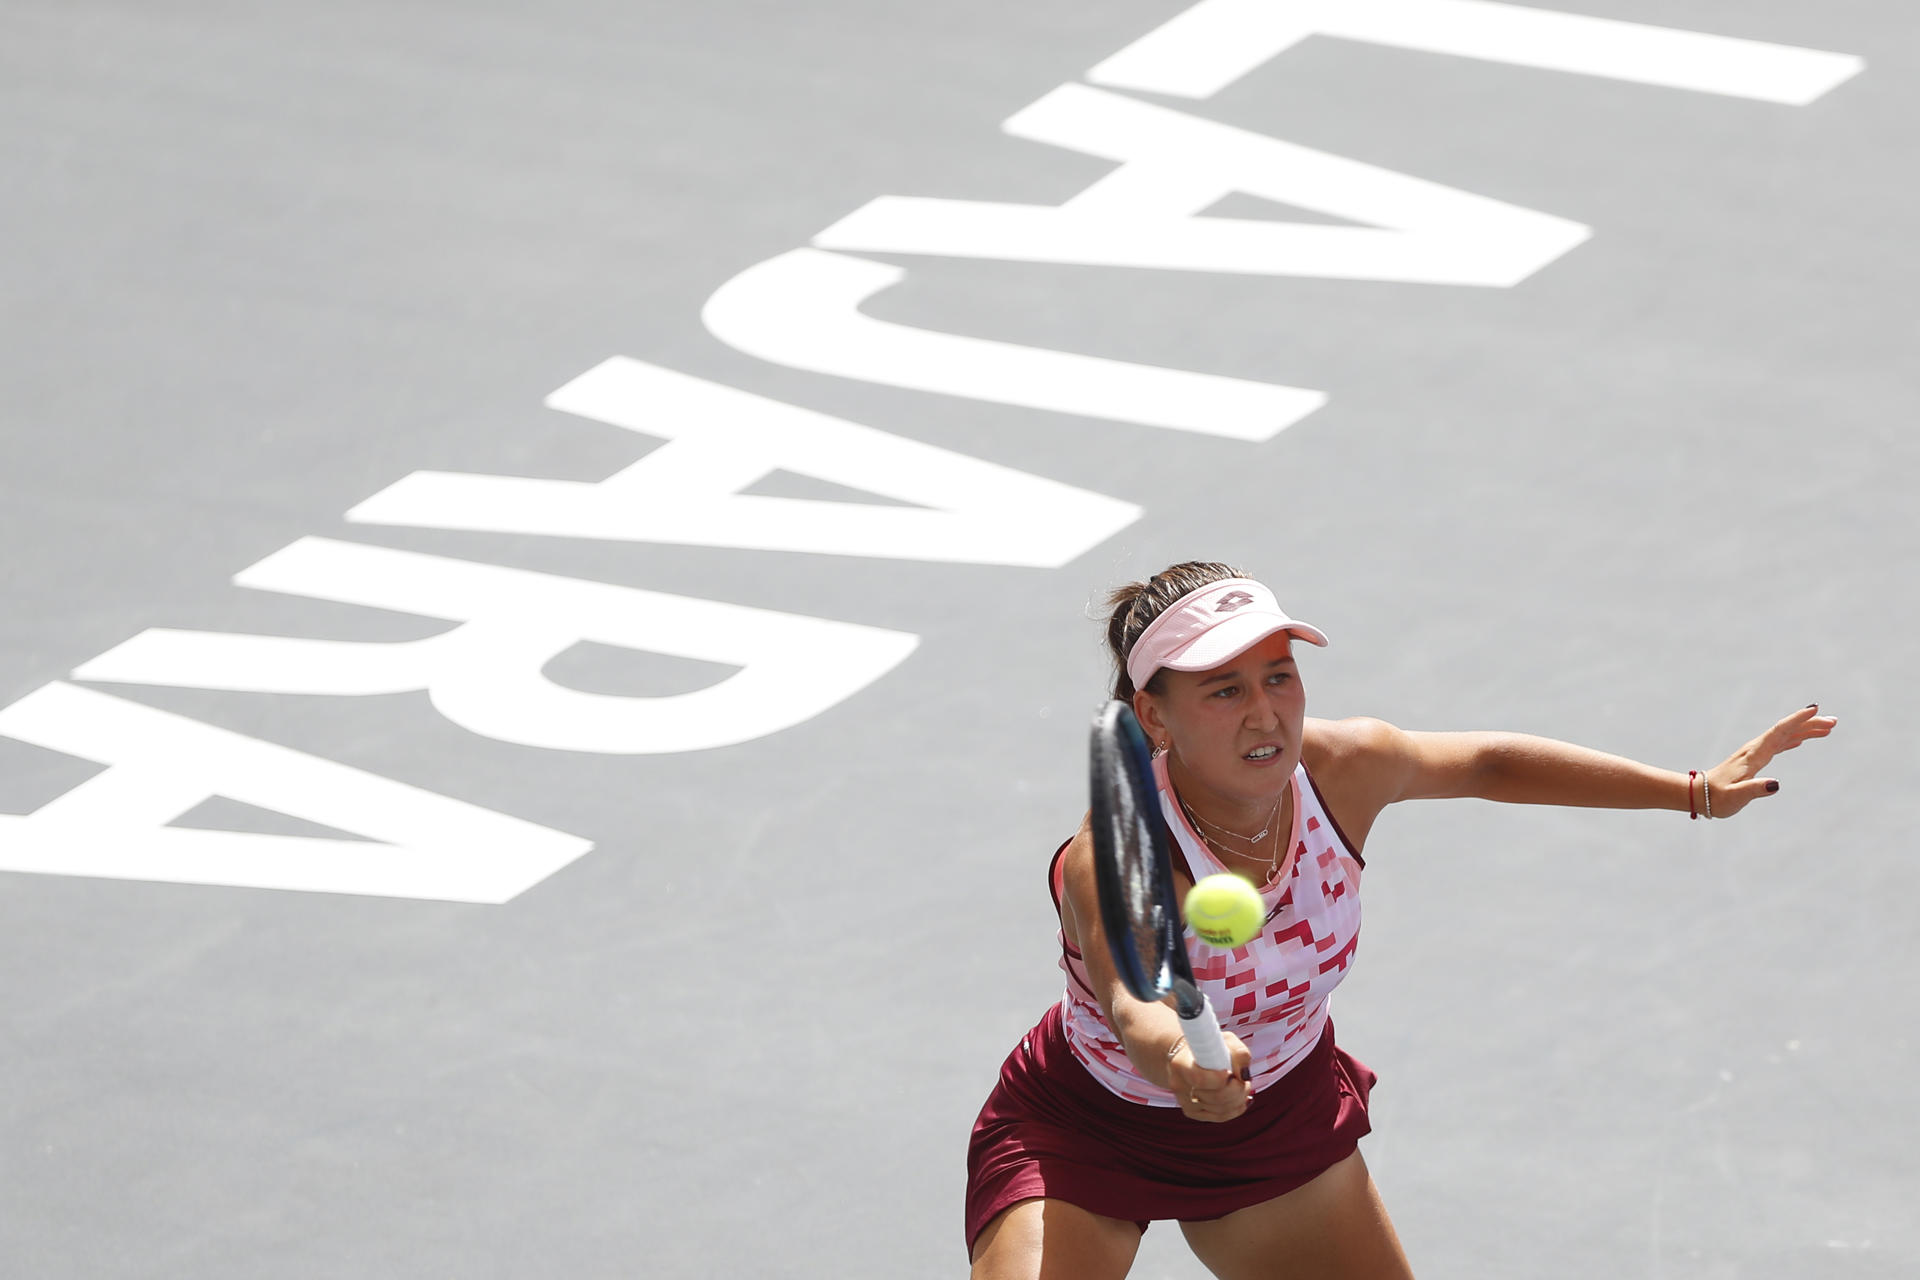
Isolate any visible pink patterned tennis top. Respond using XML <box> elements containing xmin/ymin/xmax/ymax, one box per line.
<box><xmin>1051</xmin><ymin>754</ymin><xmax>1366</xmax><ymax>1106</ymax></box>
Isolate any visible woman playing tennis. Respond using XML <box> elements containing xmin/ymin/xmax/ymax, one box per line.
<box><xmin>966</xmin><ymin>561</ymin><xmax>1835</xmax><ymax>1279</ymax></box>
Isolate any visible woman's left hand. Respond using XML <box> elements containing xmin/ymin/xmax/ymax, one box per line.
<box><xmin>1706</xmin><ymin>704</ymin><xmax>1837</xmax><ymax>819</ymax></box>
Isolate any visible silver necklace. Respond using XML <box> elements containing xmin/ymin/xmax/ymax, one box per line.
<box><xmin>1179</xmin><ymin>789</ymin><xmax>1283</xmax><ymax>845</ymax></box>
<box><xmin>1177</xmin><ymin>789</ymin><xmax>1286</xmax><ymax>880</ymax></box>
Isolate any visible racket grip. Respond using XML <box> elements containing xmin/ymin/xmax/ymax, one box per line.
<box><xmin>1179</xmin><ymin>995</ymin><xmax>1231</xmax><ymax>1072</ymax></box>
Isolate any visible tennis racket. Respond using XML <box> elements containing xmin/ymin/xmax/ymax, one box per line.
<box><xmin>1088</xmin><ymin>700</ymin><xmax>1230</xmax><ymax>1072</ymax></box>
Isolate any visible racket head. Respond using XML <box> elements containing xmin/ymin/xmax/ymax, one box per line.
<box><xmin>1088</xmin><ymin>700</ymin><xmax>1193</xmax><ymax>1006</ymax></box>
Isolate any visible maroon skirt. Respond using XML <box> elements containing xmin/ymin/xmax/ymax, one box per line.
<box><xmin>965</xmin><ymin>1002</ymin><xmax>1376</xmax><ymax>1254</ymax></box>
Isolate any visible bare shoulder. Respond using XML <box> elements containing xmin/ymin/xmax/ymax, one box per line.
<box><xmin>1301</xmin><ymin>717</ymin><xmax>1412</xmax><ymax>854</ymax></box>
<box><xmin>1061</xmin><ymin>813</ymin><xmax>1095</xmax><ymax>873</ymax></box>
<box><xmin>1303</xmin><ymin>715</ymin><xmax>1407</xmax><ymax>772</ymax></box>
<box><xmin>1056</xmin><ymin>815</ymin><xmax>1096</xmax><ymax>949</ymax></box>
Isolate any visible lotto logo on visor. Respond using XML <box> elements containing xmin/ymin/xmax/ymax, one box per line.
<box><xmin>1125</xmin><ymin>578</ymin><xmax>1329</xmax><ymax>692</ymax></box>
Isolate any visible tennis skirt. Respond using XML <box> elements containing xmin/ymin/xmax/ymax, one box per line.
<box><xmin>964</xmin><ymin>1002</ymin><xmax>1376</xmax><ymax>1253</ymax></box>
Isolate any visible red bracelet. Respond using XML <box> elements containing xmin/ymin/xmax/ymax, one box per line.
<box><xmin>1688</xmin><ymin>770</ymin><xmax>1699</xmax><ymax>820</ymax></box>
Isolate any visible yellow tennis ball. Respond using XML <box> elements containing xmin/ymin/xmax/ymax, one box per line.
<box><xmin>1184</xmin><ymin>873</ymin><xmax>1265</xmax><ymax>948</ymax></box>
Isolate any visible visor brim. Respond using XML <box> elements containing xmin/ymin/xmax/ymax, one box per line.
<box><xmin>1158</xmin><ymin>613</ymin><xmax>1329</xmax><ymax>674</ymax></box>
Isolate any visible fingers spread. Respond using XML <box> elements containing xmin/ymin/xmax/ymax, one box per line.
<box><xmin>1762</xmin><ymin>706</ymin><xmax>1837</xmax><ymax>756</ymax></box>
<box><xmin>1777</xmin><ymin>717</ymin><xmax>1837</xmax><ymax>752</ymax></box>
<box><xmin>1786</xmin><ymin>705</ymin><xmax>1837</xmax><ymax>732</ymax></box>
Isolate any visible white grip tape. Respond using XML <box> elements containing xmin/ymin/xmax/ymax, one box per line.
<box><xmin>1180</xmin><ymin>995</ymin><xmax>1231</xmax><ymax>1071</ymax></box>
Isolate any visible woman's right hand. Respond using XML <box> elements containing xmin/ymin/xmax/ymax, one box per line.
<box><xmin>1168</xmin><ymin>1030</ymin><xmax>1254</xmax><ymax>1122</ymax></box>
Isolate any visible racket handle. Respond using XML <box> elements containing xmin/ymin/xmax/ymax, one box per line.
<box><xmin>1178</xmin><ymin>995</ymin><xmax>1231</xmax><ymax>1072</ymax></box>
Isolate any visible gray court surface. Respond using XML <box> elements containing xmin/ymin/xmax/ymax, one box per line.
<box><xmin>3</xmin><ymin>2</ymin><xmax>1915</xmax><ymax>1276</ymax></box>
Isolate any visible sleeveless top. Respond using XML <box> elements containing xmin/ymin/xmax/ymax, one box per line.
<box><xmin>1052</xmin><ymin>755</ymin><xmax>1366</xmax><ymax>1107</ymax></box>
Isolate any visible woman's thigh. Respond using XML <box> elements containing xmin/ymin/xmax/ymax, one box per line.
<box><xmin>970</xmin><ymin>1197</ymin><xmax>1145</xmax><ymax>1280</ymax></box>
<box><xmin>1177</xmin><ymin>1151</ymin><xmax>1414</xmax><ymax>1280</ymax></box>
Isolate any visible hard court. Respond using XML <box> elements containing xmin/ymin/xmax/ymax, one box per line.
<box><xmin>2</xmin><ymin>2</ymin><xmax>1915</xmax><ymax>1276</ymax></box>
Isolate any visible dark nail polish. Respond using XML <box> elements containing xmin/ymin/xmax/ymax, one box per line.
<box><xmin>1766</xmin><ymin>780</ymin><xmax>1780</xmax><ymax>793</ymax></box>
<box><xmin>1806</xmin><ymin>703</ymin><xmax>1818</xmax><ymax>709</ymax></box>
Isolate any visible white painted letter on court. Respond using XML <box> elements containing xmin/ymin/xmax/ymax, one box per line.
<box><xmin>816</xmin><ymin>84</ymin><xmax>1590</xmax><ymax>286</ymax></box>
<box><xmin>702</xmin><ymin>248</ymin><xmax>1326</xmax><ymax>441</ymax></box>
<box><xmin>348</xmin><ymin>358</ymin><xmax>1140</xmax><ymax>566</ymax></box>
<box><xmin>74</xmin><ymin>539</ymin><xmax>922</xmax><ymax>755</ymax></box>
<box><xmin>0</xmin><ymin>683</ymin><xmax>590</xmax><ymax>902</ymax></box>
<box><xmin>1088</xmin><ymin>0</ymin><xmax>1861</xmax><ymax>104</ymax></box>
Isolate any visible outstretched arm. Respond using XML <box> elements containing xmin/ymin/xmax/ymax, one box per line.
<box><xmin>1373</xmin><ymin>704</ymin><xmax>1836</xmax><ymax>819</ymax></box>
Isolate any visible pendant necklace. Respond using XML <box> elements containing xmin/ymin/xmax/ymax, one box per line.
<box><xmin>1177</xmin><ymin>787</ymin><xmax>1286</xmax><ymax>883</ymax></box>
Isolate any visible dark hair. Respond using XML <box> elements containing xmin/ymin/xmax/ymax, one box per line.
<box><xmin>1103</xmin><ymin>560</ymin><xmax>1245</xmax><ymax>701</ymax></box>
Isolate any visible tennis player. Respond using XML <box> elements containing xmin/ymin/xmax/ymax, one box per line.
<box><xmin>966</xmin><ymin>561</ymin><xmax>1835</xmax><ymax>1279</ymax></box>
